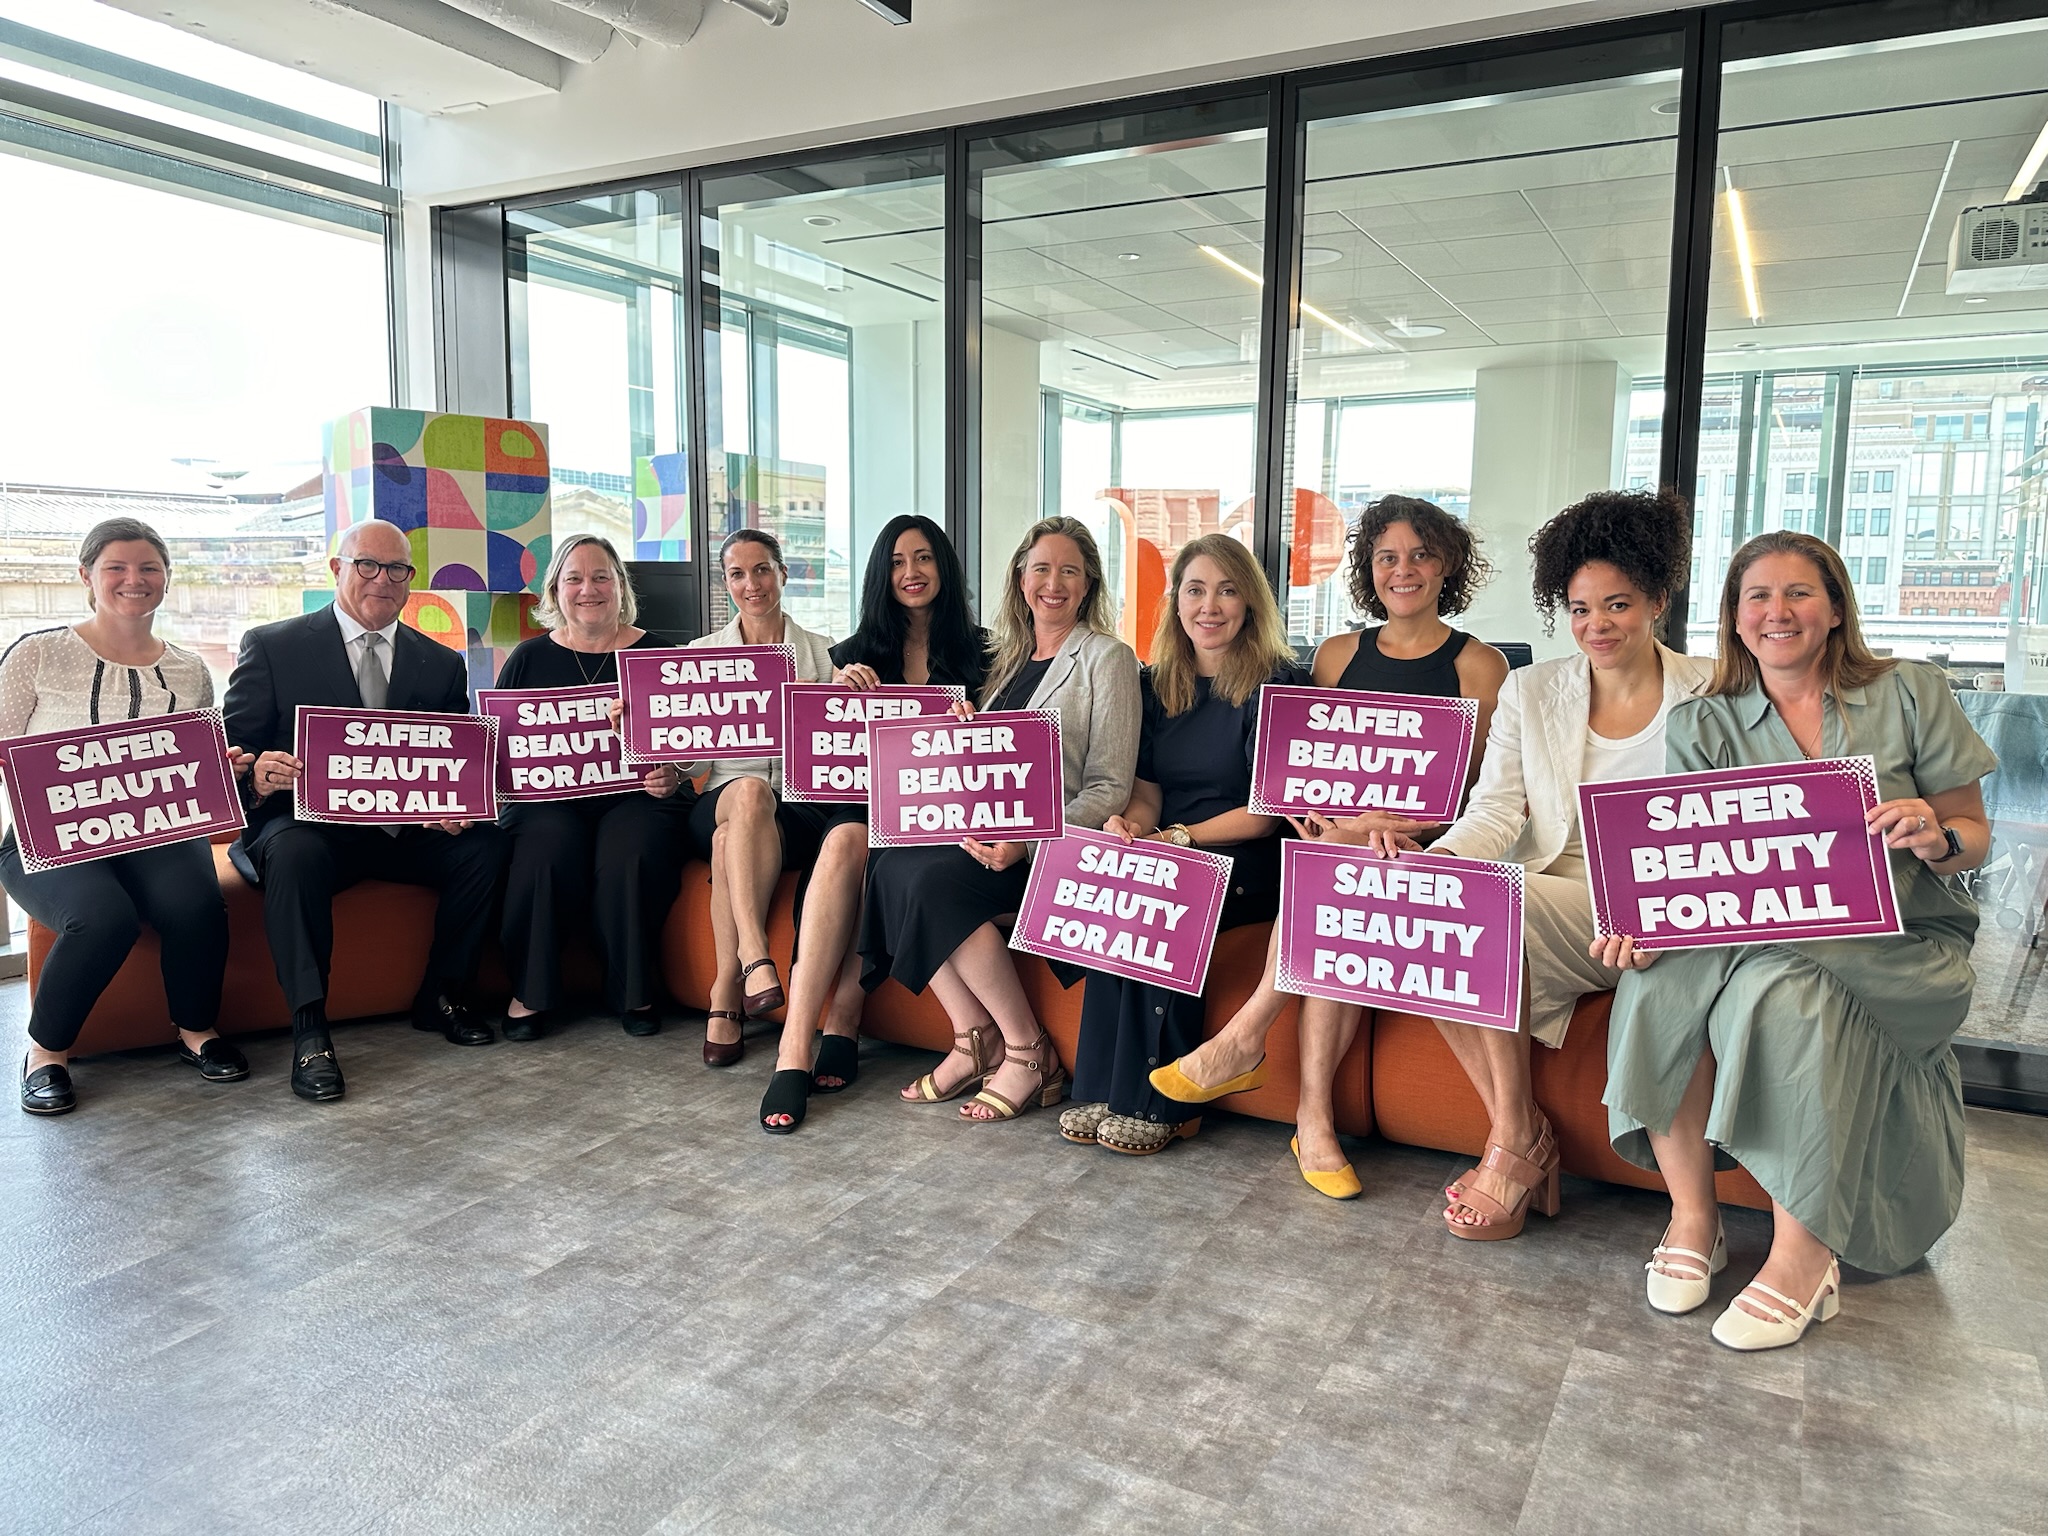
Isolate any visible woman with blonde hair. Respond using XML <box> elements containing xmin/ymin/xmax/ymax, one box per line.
<box><xmin>859</xmin><ymin>515</ymin><xmax>1140</xmax><ymax>1124</ymax></box>
<box><xmin>494</xmin><ymin>532</ymin><xmax>691</xmax><ymax>1041</ymax></box>
<box><xmin>1055</xmin><ymin>534</ymin><xmax>1303</xmax><ymax>1155</ymax></box>
<box><xmin>1601</xmin><ymin>531</ymin><xmax>1994</xmax><ymax>1349</ymax></box>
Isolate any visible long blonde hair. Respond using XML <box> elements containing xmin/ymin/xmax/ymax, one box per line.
<box><xmin>981</xmin><ymin>516</ymin><xmax>1113</xmax><ymax>706</ymax></box>
<box><xmin>1708</xmin><ymin>531</ymin><xmax>1895</xmax><ymax>698</ymax></box>
<box><xmin>1149</xmin><ymin>534</ymin><xmax>1293</xmax><ymax>713</ymax></box>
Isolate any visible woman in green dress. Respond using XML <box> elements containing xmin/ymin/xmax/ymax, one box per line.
<box><xmin>1599</xmin><ymin>531</ymin><xmax>1995</xmax><ymax>1352</ymax></box>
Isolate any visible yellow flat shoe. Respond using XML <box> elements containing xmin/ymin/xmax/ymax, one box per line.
<box><xmin>1291</xmin><ymin>1135</ymin><xmax>1362</xmax><ymax>1201</ymax></box>
<box><xmin>1148</xmin><ymin>1054</ymin><xmax>1267</xmax><ymax>1105</ymax></box>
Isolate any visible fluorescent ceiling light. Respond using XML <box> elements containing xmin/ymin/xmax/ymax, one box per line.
<box><xmin>2008</xmin><ymin>115</ymin><xmax>2048</xmax><ymax>201</ymax></box>
<box><xmin>1722</xmin><ymin>170</ymin><xmax>1761</xmax><ymax>325</ymax></box>
<box><xmin>1197</xmin><ymin>244</ymin><xmax>1377</xmax><ymax>349</ymax></box>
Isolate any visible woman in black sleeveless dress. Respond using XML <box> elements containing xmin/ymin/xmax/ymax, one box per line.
<box><xmin>1146</xmin><ymin>497</ymin><xmax>1509</xmax><ymax>1197</ymax></box>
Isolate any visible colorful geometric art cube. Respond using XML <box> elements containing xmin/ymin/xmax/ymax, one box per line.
<box><xmin>632</xmin><ymin>451</ymin><xmax>690</xmax><ymax>562</ymax></box>
<box><xmin>324</xmin><ymin>407</ymin><xmax>552</xmax><ymax>595</ymax></box>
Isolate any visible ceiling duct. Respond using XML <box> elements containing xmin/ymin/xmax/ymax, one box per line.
<box><xmin>435</xmin><ymin>0</ymin><xmax>617</xmax><ymax>61</ymax></box>
<box><xmin>547</xmin><ymin>0</ymin><xmax>710</xmax><ymax>45</ymax></box>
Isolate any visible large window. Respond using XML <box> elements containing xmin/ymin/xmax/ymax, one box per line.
<box><xmin>0</xmin><ymin>0</ymin><xmax>389</xmax><ymax>689</ymax></box>
<box><xmin>971</xmin><ymin>96</ymin><xmax>1269</xmax><ymax>655</ymax></box>
<box><xmin>1290</xmin><ymin>31</ymin><xmax>1686</xmax><ymax>657</ymax></box>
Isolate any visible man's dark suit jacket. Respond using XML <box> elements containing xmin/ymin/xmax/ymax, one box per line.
<box><xmin>223</xmin><ymin>605</ymin><xmax>474</xmax><ymax>866</ymax></box>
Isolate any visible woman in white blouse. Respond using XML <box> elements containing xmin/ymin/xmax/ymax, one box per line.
<box><xmin>1366</xmin><ymin>490</ymin><xmax>1712</xmax><ymax>1238</ymax></box>
<box><xmin>1</xmin><ymin>518</ymin><xmax>252</xmax><ymax>1115</ymax></box>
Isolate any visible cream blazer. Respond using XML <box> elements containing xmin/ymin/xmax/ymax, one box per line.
<box><xmin>693</xmin><ymin>611</ymin><xmax>837</xmax><ymax>796</ymax></box>
<box><xmin>1433</xmin><ymin>643</ymin><xmax>1716</xmax><ymax>874</ymax></box>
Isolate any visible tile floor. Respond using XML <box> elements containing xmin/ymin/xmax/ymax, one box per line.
<box><xmin>4</xmin><ymin>994</ymin><xmax>2046</xmax><ymax>1536</ymax></box>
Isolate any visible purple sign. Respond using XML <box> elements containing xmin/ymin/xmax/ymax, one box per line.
<box><xmin>618</xmin><ymin>644</ymin><xmax>794</xmax><ymax>763</ymax></box>
<box><xmin>1008</xmin><ymin>828</ymin><xmax>1232</xmax><ymax>996</ymax></box>
<box><xmin>780</xmin><ymin>682</ymin><xmax>966</xmax><ymax>804</ymax></box>
<box><xmin>294</xmin><ymin>706</ymin><xmax>498</xmax><ymax>825</ymax></box>
<box><xmin>1</xmin><ymin>708</ymin><xmax>244</xmax><ymax>873</ymax></box>
<box><xmin>476</xmin><ymin>684</ymin><xmax>635</xmax><ymax>802</ymax></box>
<box><xmin>866</xmin><ymin>709</ymin><xmax>1064</xmax><ymax>848</ymax></box>
<box><xmin>1579</xmin><ymin>755</ymin><xmax>1902</xmax><ymax>951</ymax></box>
<box><xmin>1249</xmin><ymin>684</ymin><xmax>1476</xmax><ymax>821</ymax></box>
<box><xmin>1274</xmin><ymin>842</ymin><xmax>1525</xmax><ymax>1031</ymax></box>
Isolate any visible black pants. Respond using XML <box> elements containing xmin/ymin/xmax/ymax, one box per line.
<box><xmin>245</xmin><ymin>819</ymin><xmax>506</xmax><ymax>1014</ymax></box>
<box><xmin>0</xmin><ymin>831</ymin><xmax>227</xmax><ymax>1052</ymax></box>
<box><xmin>500</xmin><ymin>794</ymin><xmax>688</xmax><ymax>1013</ymax></box>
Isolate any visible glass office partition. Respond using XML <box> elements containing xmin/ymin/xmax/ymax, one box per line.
<box><xmin>970</xmin><ymin>95</ymin><xmax>1270</xmax><ymax>655</ymax></box>
<box><xmin>700</xmin><ymin>145</ymin><xmax>946</xmax><ymax>638</ymax></box>
<box><xmin>1289</xmin><ymin>34</ymin><xmax>1686</xmax><ymax>658</ymax></box>
<box><xmin>508</xmin><ymin>185</ymin><xmax>688</xmax><ymax>558</ymax></box>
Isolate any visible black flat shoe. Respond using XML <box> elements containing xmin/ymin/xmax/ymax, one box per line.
<box><xmin>176</xmin><ymin>1038</ymin><xmax>249</xmax><ymax>1082</ymax></box>
<box><xmin>502</xmin><ymin>1011</ymin><xmax>549</xmax><ymax>1043</ymax></box>
<box><xmin>621</xmin><ymin>1009</ymin><xmax>661</xmax><ymax>1038</ymax></box>
<box><xmin>413</xmin><ymin>996</ymin><xmax>494</xmax><ymax>1047</ymax></box>
<box><xmin>291</xmin><ymin>1047</ymin><xmax>346</xmax><ymax>1103</ymax></box>
<box><xmin>759</xmin><ymin>1069</ymin><xmax>810</xmax><ymax>1135</ymax></box>
<box><xmin>21</xmin><ymin>1059</ymin><xmax>75</xmax><ymax>1116</ymax></box>
<box><xmin>812</xmin><ymin>1033</ymin><xmax>859</xmax><ymax>1094</ymax></box>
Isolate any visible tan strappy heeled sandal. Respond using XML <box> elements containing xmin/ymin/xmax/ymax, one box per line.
<box><xmin>960</xmin><ymin>1026</ymin><xmax>1067</xmax><ymax>1122</ymax></box>
<box><xmin>901</xmin><ymin>1022</ymin><xmax>999</xmax><ymax>1104</ymax></box>
<box><xmin>1444</xmin><ymin>1122</ymin><xmax>1561</xmax><ymax>1241</ymax></box>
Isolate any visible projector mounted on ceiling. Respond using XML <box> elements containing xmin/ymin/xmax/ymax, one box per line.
<box><xmin>1947</xmin><ymin>186</ymin><xmax>2048</xmax><ymax>294</ymax></box>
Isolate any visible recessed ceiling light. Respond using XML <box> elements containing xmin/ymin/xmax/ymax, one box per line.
<box><xmin>804</xmin><ymin>215</ymin><xmax>839</xmax><ymax>228</ymax></box>
<box><xmin>1735</xmin><ymin>341</ymin><xmax>1760</xmax><ymax>350</ymax></box>
<box><xmin>1964</xmin><ymin>296</ymin><xmax>1989</xmax><ymax>304</ymax></box>
<box><xmin>1652</xmin><ymin>98</ymin><xmax>1682</xmax><ymax>115</ymax></box>
<box><xmin>1301</xmin><ymin>246</ymin><xmax>1342</xmax><ymax>267</ymax></box>
<box><xmin>1117</xmin><ymin>252</ymin><xmax>1142</xmax><ymax>262</ymax></box>
<box><xmin>1387</xmin><ymin>322</ymin><xmax>1445</xmax><ymax>338</ymax></box>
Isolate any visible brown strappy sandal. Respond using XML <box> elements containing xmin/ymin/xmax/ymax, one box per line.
<box><xmin>901</xmin><ymin>1022</ymin><xmax>999</xmax><ymax>1104</ymax></box>
<box><xmin>1444</xmin><ymin>1122</ymin><xmax>1561</xmax><ymax>1241</ymax></box>
<box><xmin>959</xmin><ymin>1026</ymin><xmax>1067</xmax><ymax>1123</ymax></box>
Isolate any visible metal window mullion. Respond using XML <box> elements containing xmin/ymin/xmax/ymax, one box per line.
<box><xmin>945</xmin><ymin>125</ymin><xmax>980</xmax><ymax>609</ymax></box>
<box><xmin>684</xmin><ymin>170</ymin><xmax>714</xmax><ymax>637</ymax></box>
<box><xmin>1822</xmin><ymin>365</ymin><xmax>1856</xmax><ymax>546</ymax></box>
<box><xmin>1252</xmin><ymin>77</ymin><xmax>1303</xmax><ymax>600</ymax></box>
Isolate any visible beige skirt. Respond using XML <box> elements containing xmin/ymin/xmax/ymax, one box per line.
<box><xmin>1521</xmin><ymin>854</ymin><xmax>1620</xmax><ymax>1047</ymax></box>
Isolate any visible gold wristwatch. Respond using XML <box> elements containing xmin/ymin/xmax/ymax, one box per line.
<box><xmin>1161</xmin><ymin>824</ymin><xmax>1194</xmax><ymax>848</ymax></box>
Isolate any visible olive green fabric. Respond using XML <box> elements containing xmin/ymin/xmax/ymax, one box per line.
<box><xmin>1605</xmin><ymin>660</ymin><xmax>1997</xmax><ymax>1274</ymax></box>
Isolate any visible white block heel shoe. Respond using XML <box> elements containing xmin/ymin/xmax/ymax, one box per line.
<box><xmin>1711</xmin><ymin>1257</ymin><xmax>1840</xmax><ymax>1351</ymax></box>
<box><xmin>1645</xmin><ymin>1222</ymin><xmax>1728</xmax><ymax>1315</ymax></box>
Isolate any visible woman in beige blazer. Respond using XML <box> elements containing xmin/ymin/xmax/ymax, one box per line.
<box><xmin>859</xmin><ymin>515</ymin><xmax>1140</xmax><ymax>1124</ymax></box>
<box><xmin>1373</xmin><ymin>489</ymin><xmax>1713</xmax><ymax>1239</ymax></box>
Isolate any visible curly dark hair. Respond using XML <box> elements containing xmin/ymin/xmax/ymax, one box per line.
<box><xmin>1528</xmin><ymin>487</ymin><xmax>1692</xmax><ymax>634</ymax></box>
<box><xmin>1343</xmin><ymin>494</ymin><xmax>1491</xmax><ymax>620</ymax></box>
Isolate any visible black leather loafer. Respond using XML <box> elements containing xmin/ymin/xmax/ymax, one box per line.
<box><xmin>176</xmin><ymin>1038</ymin><xmax>250</xmax><ymax>1082</ymax></box>
<box><xmin>290</xmin><ymin>1048</ymin><xmax>346</xmax><ymax>1103</ymax></box>
<box><xmin>21</xmin><ymin>1061</ymin><xmax>76</xmax><ymax>1116</ymax></box>
<box><xmin>413</xmin><ymin>997</ymin><xmax>494</xmax><ymax>1047</ymax></box>
<box><xmin>502</xmin><ymin>1010</ymin><xmax>549</xmax><ymax>1042</ymax></box>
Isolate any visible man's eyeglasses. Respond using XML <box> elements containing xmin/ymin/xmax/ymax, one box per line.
<box><xmin>348</xmin><ymin>557</ymin><xmax>416</xmax><ymax>584</ymax></box>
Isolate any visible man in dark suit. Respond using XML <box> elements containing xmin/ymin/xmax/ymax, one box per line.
<box><xmin>226</xmin><ymin>519</ymin><xmax>506</xmax><ymax>1102</ymax></box>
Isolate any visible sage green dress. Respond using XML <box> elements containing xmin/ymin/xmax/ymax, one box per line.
<box><xmin>1604</xmin><ymin>661</ymin><xmax>1996</xmax><ymax>1275</ymax></box>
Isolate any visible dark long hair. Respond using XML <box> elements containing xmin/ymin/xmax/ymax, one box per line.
<box><xmin>841</xmin><ymin>515</ymin><xmax>985</xmax><ymax>687</ymax></box>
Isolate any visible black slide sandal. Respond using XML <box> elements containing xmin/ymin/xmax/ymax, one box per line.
<box><xmin>759</xmin><ymin>1069</ymin><xmax>811</xmax><ymax>1135</ymax></box>
<box><xmin>812</xmin><ymin>1034</ymin><xmax>859</xmax><ymax>1094</ymax></box>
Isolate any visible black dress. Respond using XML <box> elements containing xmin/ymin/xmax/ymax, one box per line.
<box><xmin>1070</xmin><ymin>660</ymin><xmax>1307</xmax><ymax>1123</ymax></box>
<box><xmin>1338</xmin><ymin>625</ymin><xmax>1468</xmax><ymax>698</ymax></box>
<box><xmin>820</xmin><ymin>627</ymin><xmax>990</xmax><ymax>832</ymax></box>
<box><xmin>494</xmin><ymin>633</ymin><xmax>693</xmax><ymax>1014</ymax></box>
<box><xmin>858</xmin><ymin>655</ymin><xmax>1050</xmax><ymax>994</ymax></box>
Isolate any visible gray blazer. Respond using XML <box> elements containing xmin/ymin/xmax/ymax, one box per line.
<box><xmin>998</xmin><ymin>625</ymin><xmax>1141</xmax><ymax>851</ymax></box>
<box><xmin>1434</xmin><ymin>641</ymin><xmax>1716</xmax><ymax>875</ymax></box>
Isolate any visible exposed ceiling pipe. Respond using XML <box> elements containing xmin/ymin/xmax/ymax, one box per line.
<box><xmin>721</xmin><ymin>0</ymin><xmax>789</xmax><ymax>24</ymax></box>
<box><xmin>435</xmin><ymin>0</ymin><xmax>618</xmax><ymax>62</ymax></box>
<box><xmin>548</xmin><ymin>0</ymin><xmax>709</xmax><ymax>46</ymax></box>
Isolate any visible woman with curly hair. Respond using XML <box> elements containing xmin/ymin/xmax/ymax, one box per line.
<box><xmin>1359</xmin><ymin>488</ymin><xmax>1712</xmax><ymax>1236</ymax></box>
<box><xmin>1147</xmin><ymin>496</ymin><xmax>1508</xmax><ymax>1194</ymax></box>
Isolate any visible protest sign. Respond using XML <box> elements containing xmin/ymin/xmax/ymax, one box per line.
<box><xmin>0</xmin><ymin>708</ymin><xmax>243</xmax><ymax>872</ymax></box>
<box><xmin>781</xmin><ymin>683</ymin><xmax>966</xmax><ymax>803</ymax></box>
<box><xmin>866</xmin><ymin>709</ymin><xmax>1064</xmax><ymax>847</ymax></box>
<box><xmin>1578</xmin><ymin>755</ymin><xmax>1901</xmax><ymax>951</ymax></box>
<box><xmin>1248</xmin><ymin>685</ymin><xmax>1476</xmax><ymax>821</ymax></box>
<box><xmin>1008</xmin><ymin>827</ymin><xmax>1231</xmax><ymax>996</ymax></box>
<box><xmin>618</xmin><ymin>644</ymin><xmax>794</xmax><ymax>762</ymax></box>
<box><xmin>476</xmin><ymin>684</ymin><xmax>635</xmax><ymax>801</ymax></box>
<box><xmin>1274</xmin><ymin>843</ymin><xmax>1525</xmax><ymax>1031</ymax></box>
<box><xmin>293</xmin><ymin>706</ymin><xmax>498</xmax><ymax>825</ymax></box>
